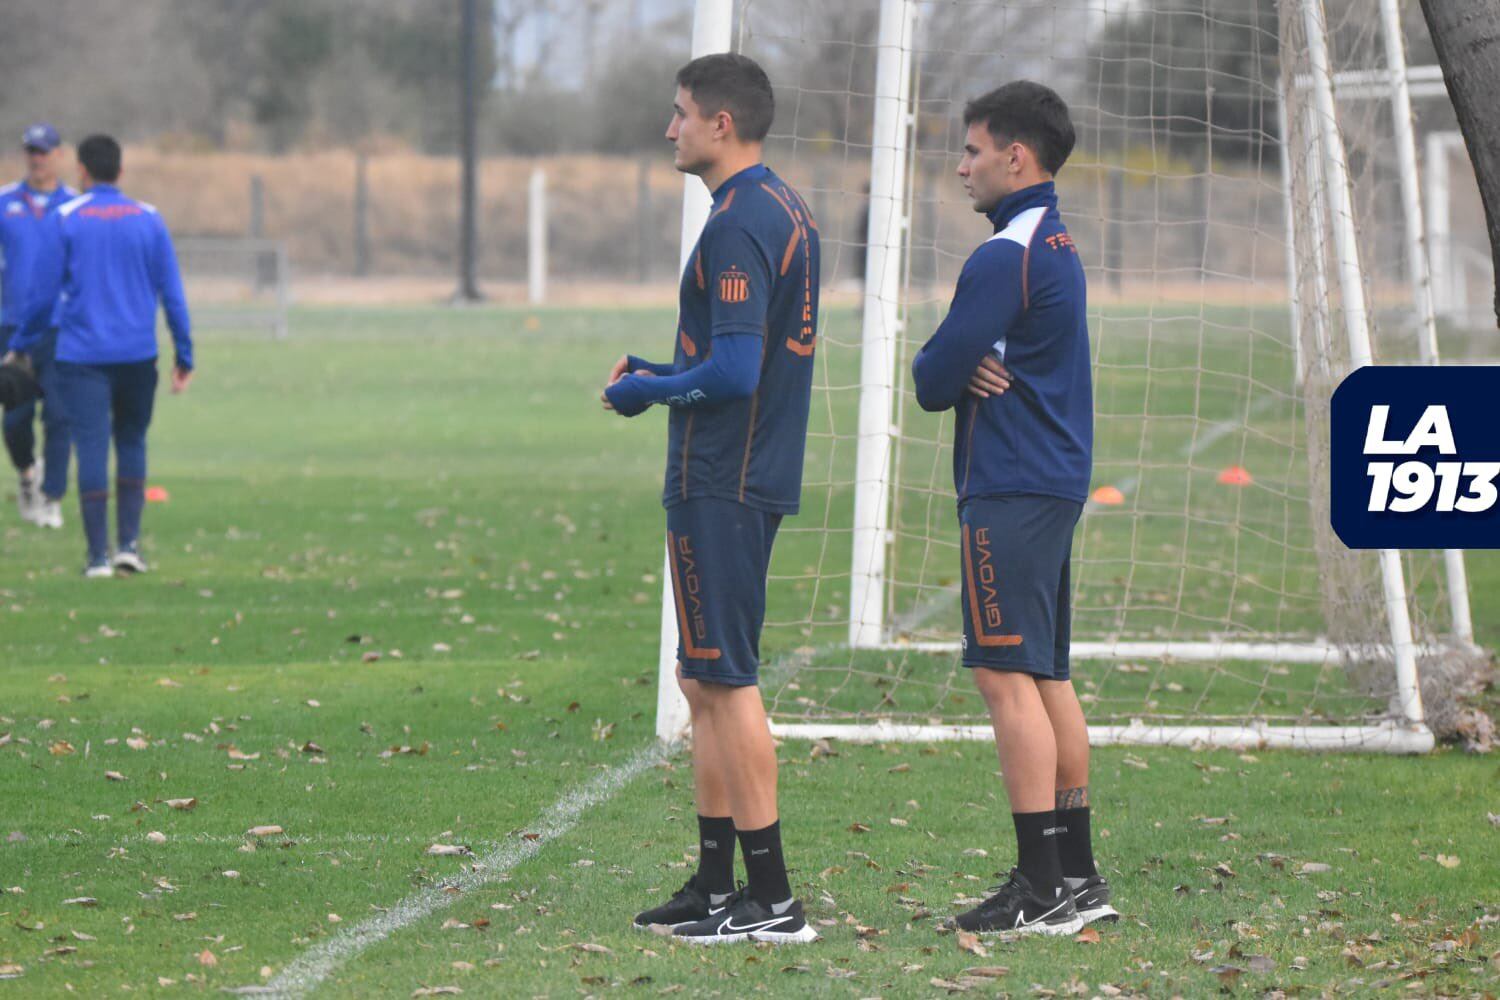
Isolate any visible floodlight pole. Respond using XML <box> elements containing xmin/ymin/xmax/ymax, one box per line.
<box><xmin>456</xmin><ymin>0</ymin><xmax>483</xmax><ymax>303</ymax></box>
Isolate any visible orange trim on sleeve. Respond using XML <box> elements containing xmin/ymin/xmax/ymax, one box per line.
<box><xmin>779</xmin><ymin>228</ymin><xmax>799</xmax><ymax>276</ymax></box>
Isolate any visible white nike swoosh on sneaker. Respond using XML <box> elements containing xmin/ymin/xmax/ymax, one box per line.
<box><xmin>1014</xmin><ymin>897</ymin><xmax>1070</xmax><ymax>929</ymax></box>
<box><xmin>721</xmin><ymin>914</ymin><xmax>791</xmax><ymax>934</ymax></box>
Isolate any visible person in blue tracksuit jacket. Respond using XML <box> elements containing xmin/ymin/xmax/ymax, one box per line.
<box><xmin>911</xmin><ymin>82</ymin><xmax>1114</xmax><ymax>938</ymax></box>
<box><xmin>10</xmin><ymin>134</ymin><xmax>193</xmax><ymax>578</ymax></box>
<box><xmin>0</xmin><ymin>122</ymin><xmax>76</xmax><ymax>528</ymax></box>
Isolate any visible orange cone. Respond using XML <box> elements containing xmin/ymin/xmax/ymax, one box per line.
<box><xmin>1090</xmin><ymin>485</ymin><xmax>1125</xmax><ymax>505</ymax></box>
<box><xmin>1217</xmin><ymin>465</ymin><xmax>1253</xmax><ymax>486</ymax></box>
<box><xmin>145</xmin><ymin>486</ymin><xmax>170</xmax><ymax>503</ymax></box>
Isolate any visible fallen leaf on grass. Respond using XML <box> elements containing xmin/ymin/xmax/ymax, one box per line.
<box><xmin>929</xmin><ymin>977</ymin><xmax>971</xmax><ymax>993</ymax></box>
<box><xmin>199</xmin><ymin>949</ymin><xmax>218</xmax><ymax>967</ymax></box>
<box><xmin>1208</xmin><ymin>965</ymin><xmax>1243</xmax><ymax>987</ymax></box>
<box><xmin>574</xmin><ymin>942</ymin><xmax>613</xmax><ymax>954</ymax></box>
<box><xmin>104</xmin><ymin>770</ymin><xmax>126</xmax><ymax>782</ymax></box>
<box><xmin>848</xmin><ymin>823</ymin><xmax>871</xmax><ymax>834</ymax></box>
<box><xmin>1299</xmin><ymin>862</ymin><xmax>1332</xmax><ymax>874</ymax></box>
<box><xmin>411</xmin><ymin>988</ymin><xmax>461</xmax><ymax>998</ymax></box>
<box><xmin>300</xmin><ymin>742</ymin><xmax>323</xmax><ymax>754</ymax></box>
<box><xmin>961</xmin><ymin>966</ymin><xmax>1009</xmax><ymax>978</ymax></box>
<box><xmin>61</xmin><ymin>897</ymin><xmax>97</xmax><ymax>907</ymax></box>
<box><xmin>1435</xmin><ymin>853</ymin><xmax>1461</xmax><ymax>868</ymax></box>
<box><xmin>440</xmin><ymin>919</ymin><xmax>469</xmax><ymax>930</ymax></box>
<box><xmin>955</xmin><ymin>930</ymin><xmax>988</xmax><ymax>957</ymax></box>
<box><xmin>49</xmin><ymin>741</ymin><xmax>75</xmax><ymax>756</ymax></box>
<box><xmin>1075</xmin><ymin>926</ymin><xmax>1101</xmax><ymax>944</ymax></box>
<box><xmin>426</xmin><ymin>844</ymin><xmax>472</xmax><ymax>857</ymax></box>
<box><xmin>71</xmin><ymin>930</ymin><xmax>95</xmax><ymax>941</ymax></box>
<box><xmin>156</xmin><ymin>678</ymin><xmax>182</xmax><ymax>688</ymax></box>
<box><xmin>227</xmin><ymin>748</ymin><xmax>259</xmax><ymax>761</ymax></box>
<box><xmin>147</xmin><ymin>831</ymin><xmax>167</xmax><ymax>844</ymax></box>
<box><xmin>164</xmin><ymin>798</ymin><xmax>198</xmax><ymax>811</ymax></box>
<box><xmin>126</xmin><ymin>737</ymin><xmax>148</xmax><ymax>751</ymax></box>
<box><xmin>247</xmin><ymin>825</ymin><xmax>284</xmax><ymax>838</ymax></box>
<box><xmin>0</xmin><ymin>963</ymin><xmax>23</xmax><ymax>979</ymax></box>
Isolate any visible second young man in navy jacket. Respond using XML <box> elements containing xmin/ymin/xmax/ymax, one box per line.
<box><xmin>913</xmin><ymin>81</ymin><xmax>1113</xmax><ymax>938</ymax></box>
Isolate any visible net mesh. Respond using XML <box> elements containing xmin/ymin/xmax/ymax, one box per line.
<box><xmin>680</xmin><ymin>0</ymin><xmax>1472</xmax><ymax>739</ymax></box>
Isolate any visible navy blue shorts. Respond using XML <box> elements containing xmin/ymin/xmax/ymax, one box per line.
<box><xmin>959</xmin><ymin>495</ymin><xmax>1082</xmax><ymax>680</ymax></box>
<box><xmin>666</xmin><ymin>497</ymin><xmax>782</xmax><ymax>687</ymax></box>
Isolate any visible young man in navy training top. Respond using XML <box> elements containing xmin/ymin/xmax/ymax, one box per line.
<box><xmin>10</xmin><ymin>134</ymin><xmax>193</xmax><ymax>578</ymax></box>
<box><xmin>601</xmin><ymin>52</ymin><xmax>820</xmax><ymax>945</ymax></box>
<box><xmin>912</xmin><ymin>81</ymin><xmax>1116</xmax><ymax>936</ymax></box>
<box><xmin>0</xmin><ymin>122</ymin><xmax>77</xmax><ymax>529</ymax></box>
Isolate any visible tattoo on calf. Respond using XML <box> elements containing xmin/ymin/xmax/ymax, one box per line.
<box><xmin>1056</xmin><ymin>785</ymin><xmax>1088</xmax><ymax>810</ymax></box>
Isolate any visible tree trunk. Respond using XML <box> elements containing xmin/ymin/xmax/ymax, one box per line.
<box><xmin>1420</xmin><ymin>0</ymin><xmax>1500</xmax><ymax>328</ymax></box>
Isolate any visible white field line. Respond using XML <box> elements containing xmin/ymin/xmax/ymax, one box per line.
<box><xmin>10</xmin><ymin>832</ymin><xmax>520</xmax><ymax>850</ymax></box>
<box><xmin>241</xmin><ymin>742</ymin><xmax>668</xmax><ymax>999</ymax></box>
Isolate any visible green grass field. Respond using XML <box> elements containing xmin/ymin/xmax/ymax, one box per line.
<box><xmin>2</xmin><ymin>306</ymin><xmax>1497</xmax><ymax>997</ymax></box>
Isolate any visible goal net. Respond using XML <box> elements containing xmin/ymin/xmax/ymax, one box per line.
<box><xmin>175</xmin><ymin>237</ymin><xmax>290</xmax><ymax>339</ymax></box>
<box><xmin>656</xmin><ymin>0</ymin><xmax>1480</xmax><ymax>751</ymax></box>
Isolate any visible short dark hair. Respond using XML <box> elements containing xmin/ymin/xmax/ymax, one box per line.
<box><xmin>963</xmin><ymin>81</ymin><xmax>1075</xmax><ymax>175</ymax></box>
<box><xmin>675</xmin><ymin>53</ymin><xmax>775</xmax><ymax>143</ymax></box>
<box><xmin>77</xmin><ymin>134</ymin><xmax>122</xmax><ymax>183</ymax></box>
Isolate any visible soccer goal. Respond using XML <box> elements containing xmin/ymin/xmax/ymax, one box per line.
<box><xmin>654</xmin><ymin>0</ymin><xmax>1483</xmax><ymax>753</ymax></box>
<box><xmin>175</xmin><ymin>236</ymin><xmax>290</xmax><ymax>339</ymax></box>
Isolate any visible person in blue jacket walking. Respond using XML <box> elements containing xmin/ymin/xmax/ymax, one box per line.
<box><xmin>0</xmin><ymin>122</ymin><xmax>77</xmax><ymax>528</ymax></box>
<box><xmin>9</xmin><ymin>134</ymin><xmax>193</xmax><ymax>578</ymax></box>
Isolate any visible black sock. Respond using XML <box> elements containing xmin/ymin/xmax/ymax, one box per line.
<box><xmin>695</xmin><ymin>815</ymin><xmax>736</xmax><ymax>897</ymax></box>
<box><xmin>1012</xmin><ymin>810</ymin><xmax>1064</xmax><ymax>895</ymax></box>
<box><xmin>737</xmin><ymin>820</ymin><xmax>792</xmax><ymax>908</ymax></box>
<box><xmin>1055</xmin><ymin>806</ymin><xmax>1097</xmax><ymax>879</ymax></box>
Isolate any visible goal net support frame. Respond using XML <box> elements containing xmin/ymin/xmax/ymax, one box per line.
<box><xmin>654</xmin><ymin>0</ymin><xmax>1476</xmax><ymax>754</ymax></box>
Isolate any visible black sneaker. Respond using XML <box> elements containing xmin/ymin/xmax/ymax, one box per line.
<box><xmin>1067</xmin><ymin>873</ymin><xmax>1119</xmax><ymax>925</ymax></box>
<box><xmin>673</xmin><ymin>892</ymin><xmax>818</xmax><ymax>945</ymax></box>
<box><xmin>950</xmin><ymin>869</ymin><xmax>1084</xmax><ymax>937</ymax></box>
<box><xmin>632</xmin><ymin>876</ymin><xmax>731</xmax><ymax>931</ymax></box>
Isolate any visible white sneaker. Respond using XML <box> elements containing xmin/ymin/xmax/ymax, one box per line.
<box><xmin>16</xmin><ymin>462</ymin><xmax>41</xmax><ymax>522</ymax></box>
<box><xmin>34</xmin><ymin>498</ymin><xmax>63</xmax><ymax>529</ymax></box>
<box><xmin>114</xmin><ymin>547</ymin><xmax>149</xmax><ymax>575</ymax></box>
<box><xmin>84</xmin><ymin>562</ymin><xmax>114</xmax><ymax>579</ymax></box>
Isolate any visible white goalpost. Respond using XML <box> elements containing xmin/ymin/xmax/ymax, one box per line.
<box><xmin>655</xmin><ymin>0</ymin><xmax>1482</xmax><ymax>753</ymax></box>
<box><xmin>175</xmin><ymin>236</ymin><xmax>290</xmax><ymax>339</ymax></box>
